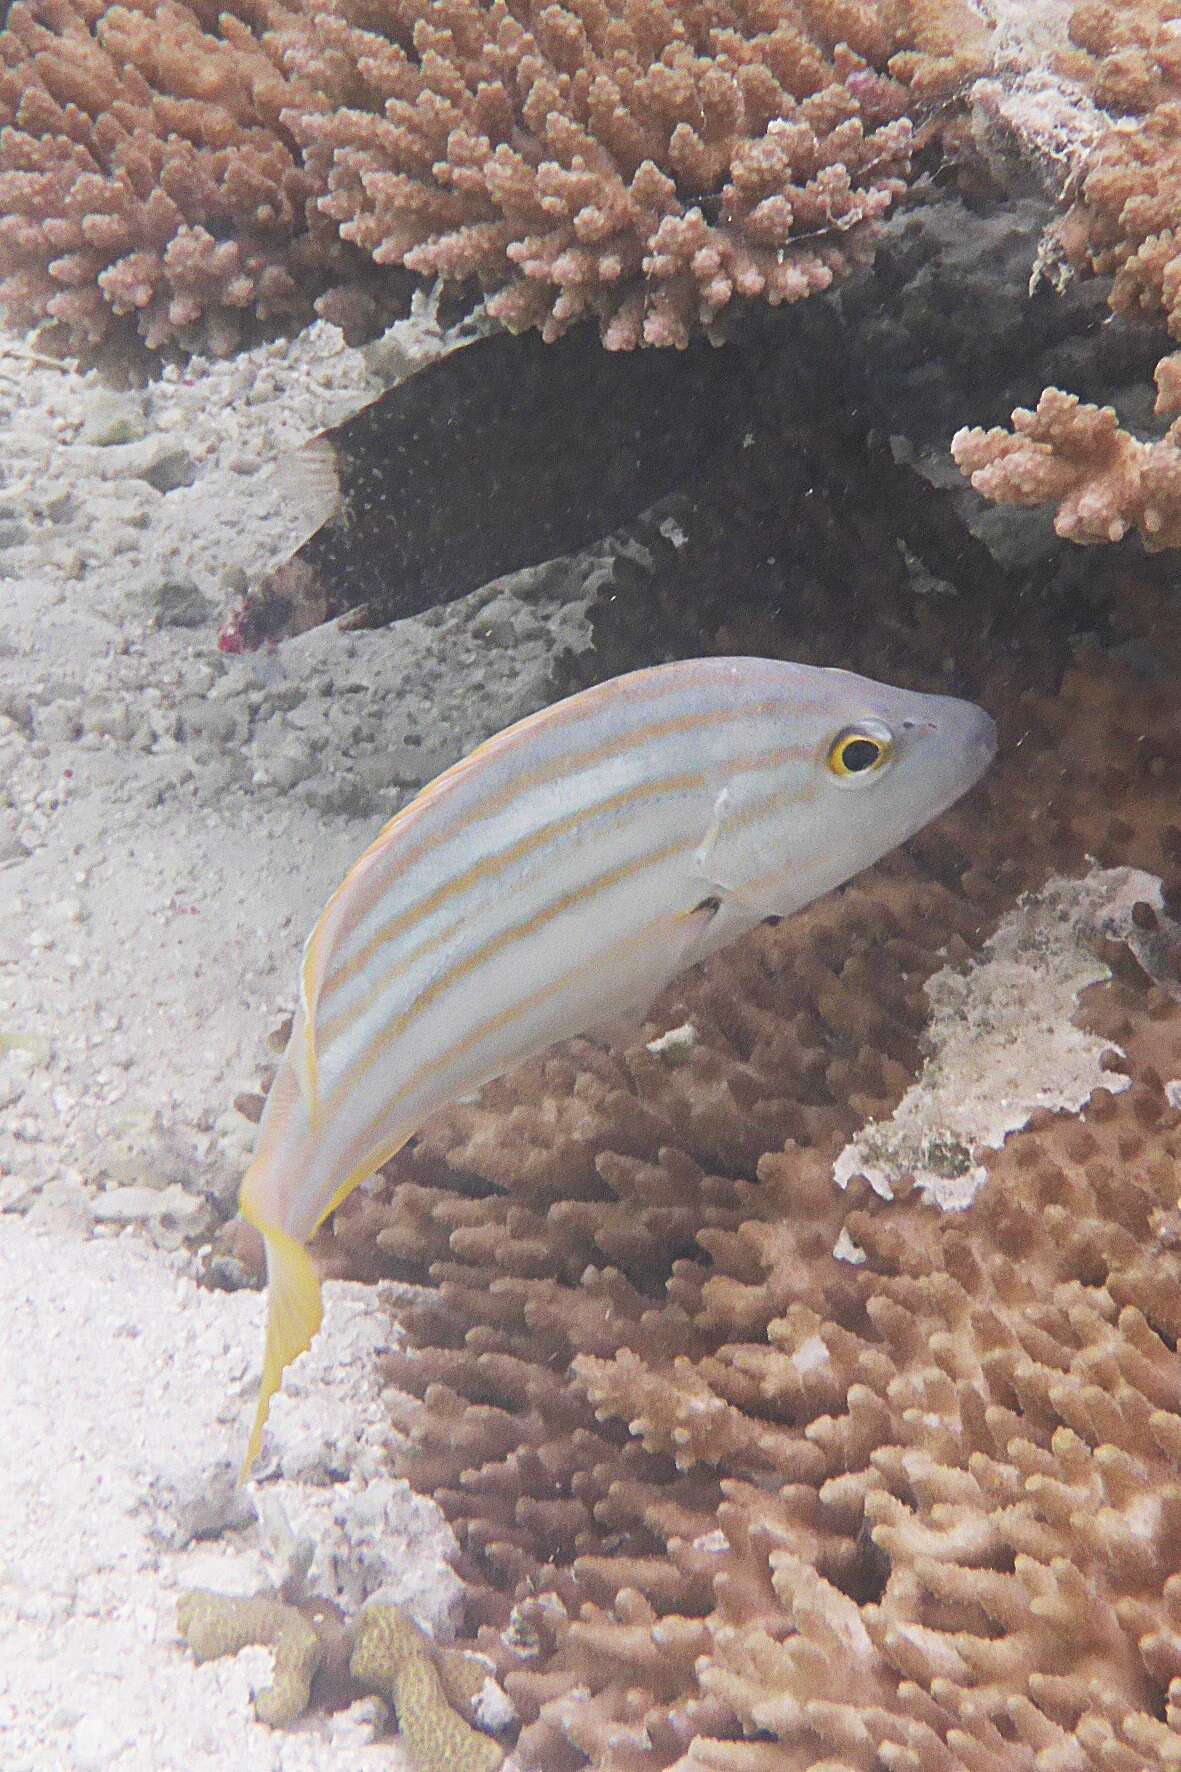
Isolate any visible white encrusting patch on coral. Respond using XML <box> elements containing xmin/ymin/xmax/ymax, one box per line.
<box><xmin>832</xmin><ymin>1227</ymin><xmax>867</xmax><ymax>1265</ymax></box>
<box><xmin>970</xmin><ymin>1</ymin><xmax>1108</xmax><ymax>249</ymax></box>
<box><xmin>790</xmin><ymin>1335</ymin><xmax>831</xmax><ymax>1375</ymax></box>
<box><xmin>645</xmin><ymin>1020</ymin><xmax>698</xmax><ymax>1062</ymax></box>
<box><xmin>834</xmin><ymin>866</ymin><xmax>1172</xmax><ymax>1209</ymax></box>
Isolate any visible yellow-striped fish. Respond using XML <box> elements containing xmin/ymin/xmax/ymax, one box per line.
<box><xmin>239</xmin><ymin>657</ymin><xmax>995</xmax><ymax>1470</ymax></box>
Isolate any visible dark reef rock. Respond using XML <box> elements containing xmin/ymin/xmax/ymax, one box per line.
<box><xmin>223</xmin><ymin>189</ymin><xmax>1172</xmax><ymax>660</ymax></box>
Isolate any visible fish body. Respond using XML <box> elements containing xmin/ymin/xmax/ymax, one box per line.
<box><xmin>240</xmin><ymin>656</ymin><xmax>995</xmax><ymax>1469</ymax></box>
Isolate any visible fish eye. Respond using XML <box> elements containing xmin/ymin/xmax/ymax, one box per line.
<box><xmin>827</xmin><ymin>724</ymin><xmax>894</xmax><ymax>779</ymax></box>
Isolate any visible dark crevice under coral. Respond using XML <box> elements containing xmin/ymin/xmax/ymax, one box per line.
<box><xmin>225</xmin><ymin>186</ymin><xmax>1171</xmax><ymax>651</ymax></box>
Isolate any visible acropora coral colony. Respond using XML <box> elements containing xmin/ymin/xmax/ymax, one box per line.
<box><xmin>311</xmin><ymin>560</ymin><xmax>1181</xmax><ymax>1772</ymax></box>
<box><xmin>4</xmin><ymin>0</ymin><xmax>1181</xmax><ymax>547</ymax></box>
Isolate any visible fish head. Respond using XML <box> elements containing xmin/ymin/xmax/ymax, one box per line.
<box><xmin>809</xmin><ymin>668</ymin><xmax>996</xmax><ymax>873</ymax></box>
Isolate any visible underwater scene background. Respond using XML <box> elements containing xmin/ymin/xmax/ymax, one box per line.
<box><xmin>2</xmin><ymin>1</ymin><xmax>1181</xmax><ymax>1768</ymax></box>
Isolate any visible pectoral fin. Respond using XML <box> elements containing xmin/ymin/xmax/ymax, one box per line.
<box><xmin>580</xmin><ymin>896</ymin><xmax>723</xmax><ymax>1045</ymax></box>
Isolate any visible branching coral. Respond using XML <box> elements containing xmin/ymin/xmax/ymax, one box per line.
<box><xmin>1055</xmin><ymin>0</ymin><xmax>1181</xmax><ymax>384</ymax></box>
<box><xmin>952</xmin><ymin>385</ymin><xmax>1181</xmax><ymax>549</ymax></box>
<box><xmin>292</xmin><ymin>560</ymin><xmax>1181</xmax><ymax>1769</ymax></box>
<box><xmin>954</xmin><ymin>1</ymin><xmax>1181</xmax><ymax>545</ymax></box>
<box><xmin>282</xmin><ymin>0</ymin><xmax>985</xmax><ymax>350</ymax></box>
<box><xmin>0</xmin><ymin>0</ymin><xmax>385</xmax><ymax>356</ymax></box>
<box><xmin>0</xmin><ymin>0</ymin><xmax>990</xmax><ymax>356</ymax></box>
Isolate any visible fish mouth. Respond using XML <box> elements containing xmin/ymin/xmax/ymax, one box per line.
<box><xmin>920</xmin><ymin>702</ymin><xmax>996</xmax><ymax>826</ymax></box>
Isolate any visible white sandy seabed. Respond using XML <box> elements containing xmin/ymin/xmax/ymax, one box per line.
<box><xmin>0</xmin><ymin>1222</ymin><xmax>455</xmax><ymax>1772</ymax></box>
<box><xmin>0</xmin><ymin>299</ymin><xmax>1169</xmax><ymax>1769</ymax></box>
<box><xmin>0</xmin><ymin>315</ymin><xmax>591</xmax><ymax>1771</ymax></box>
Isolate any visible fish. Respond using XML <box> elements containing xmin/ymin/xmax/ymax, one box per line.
<box><xmin>238</xmin><ymin>656</ymin><xmax>996</xmax><ymax>1472</ymax></box>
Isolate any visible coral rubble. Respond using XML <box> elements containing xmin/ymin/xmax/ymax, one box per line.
<box><xmin>300</xmin><ymin>556</ymin><xmax>1181</xmax><ymax>1769</ymax></box>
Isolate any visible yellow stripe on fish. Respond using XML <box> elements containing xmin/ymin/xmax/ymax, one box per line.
<box><xmin>239</xmin><ymin>656</ymin><xmax>995</xmax><ymax>1474</ymax></box>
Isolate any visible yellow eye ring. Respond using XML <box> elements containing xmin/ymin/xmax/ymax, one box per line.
<box><xmin>827</xmin><ymin>726</ymin><xmax>893</xmax><ymax>778</ymax></box>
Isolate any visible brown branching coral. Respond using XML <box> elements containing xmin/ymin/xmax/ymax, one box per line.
<box><xmin>0</xmin><ymin>0</ymin><xmax>990</xmax><ymax>356</ymax></box>
<box><xmin>297</xmin><ymin>558</ymin><xmax>1181</xmax><ymax>1769</ymax></box>
<box><xmin>952</xmin><ymin>385</ymin><xmax>1181</xmax><ymax>549</ymax></box>
<box><xmin>283</xmin><ymin>0</ymin><xmax>985</xmax><ymax>350</ymax></box>
<box><xmin>0</xmin><ymin>0</ymin><xmax>384</xmax><ymax>356</ymax></box>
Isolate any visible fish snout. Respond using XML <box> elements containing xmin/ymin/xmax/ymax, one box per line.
<box><xmin>966</xmin><ymin>703</ymin><xmax>998</xmax><ymax>774</ymax></box>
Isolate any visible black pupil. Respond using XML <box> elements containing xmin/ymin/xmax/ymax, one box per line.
<box><xmin>842</xmin><ymin>737</ymin><xmax>881</xmax><ymax>772</ymax></box>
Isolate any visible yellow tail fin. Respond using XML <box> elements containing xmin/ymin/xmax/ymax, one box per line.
<box><xmin>239</xmin><ymin>1220</ymin><xmax>324</xmax><ymax>1480</ymax></box>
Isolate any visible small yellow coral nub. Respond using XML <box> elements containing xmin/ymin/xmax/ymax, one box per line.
<box><xmin>176</xmin><ymin>1590</ymin><xmax>322</xmax><ymax>1726</ymax></box>
<box><xmin>350</xmin><ymin>1606</ymin><xmax>504</xmax><ymax>1772</ymax></box>
<box><xmin>177</xmin><ymin>1590</ymin><xmax>505</xmax><ymax>1771</ymax></box>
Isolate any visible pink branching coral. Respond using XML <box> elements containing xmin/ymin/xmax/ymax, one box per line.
<box><xmin>0</xmin><ymin>0</ymin><xmax>990</xmax><ymax>356</ymax></box>
<box><xmin>956</xmin><ymin>1</ymin><xmax>1181</xmax><ymax>546</ymax></box>
<box><xmin>952</xmin><ymin>385</ymin><xmax>1181</xmax><ymax>550</ymax></box>
<box><xmin>0</xmin><ymin>0</ymin><xmax>381</xmax><ymax>356</ymax></box>
<box><xmin>282</xmin><ymin>0</ymin><xmax>981</xmax><ymax>350</ymax></box>
<box><xmin>1055</xmin><ymin>1</ymin><xmax>1181</xmax><ymax>350</ymax></box>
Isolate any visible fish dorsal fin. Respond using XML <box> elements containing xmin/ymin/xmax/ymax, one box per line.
<box><xmin>292</xmin><ymin>699</ymin><xmax>578</xmax><ymax>1122</ymax></box>
<box><xmin>295</xmin><ymin>926</ymin><xmax>327</xmax><ymax>1128</ymax></box>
